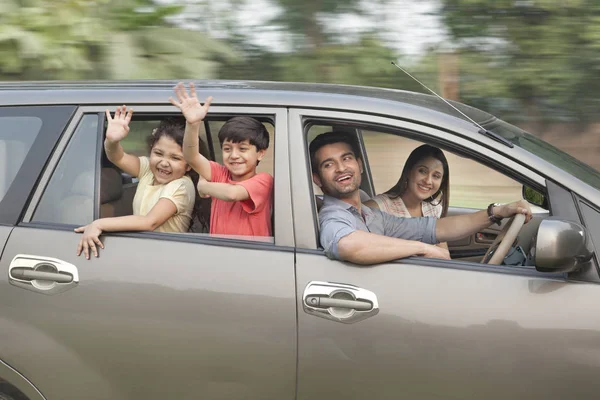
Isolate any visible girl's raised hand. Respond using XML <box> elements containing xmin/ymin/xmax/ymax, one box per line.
<box><xmin>169</xmin><ymin>82</ymin><xmax>212</xmax><ymax>124</ymax></box>
<box><xmin>105</xmin><ymin>105</ymin><xmax>133</xmax><ymax>144</ymax></box>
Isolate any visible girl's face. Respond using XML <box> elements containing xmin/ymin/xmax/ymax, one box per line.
<box><xmin>149</xmin><ymin>136</ymin><xmax>190</xmax><ymax>185</ymax></box>
<box><xmin>406</xmin><ymin>156</ymin><xmax>444</xmax><ymax>201</ymax></box>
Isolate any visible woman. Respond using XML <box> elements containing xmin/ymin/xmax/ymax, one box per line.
<box><xmin>364</xmin><ymin>144</ymin><xmax>450</xmax><ymax>247</ymax></box>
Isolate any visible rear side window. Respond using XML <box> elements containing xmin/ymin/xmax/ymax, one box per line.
<box><xmin>0</xmin><ymin>116</ymin><xmax>42</xmax><ymax>203</ymax></box>
<box><xmin>33</xmin><ymin>115</ymin><xmax>98</xmax><ymax>225</ymax></box>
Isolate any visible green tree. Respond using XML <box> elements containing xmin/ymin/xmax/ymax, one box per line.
<box><xmin>439</xmin><ymin>0</ymin><xmax>600</xmax><ymax>122</ymax></box>
<box><xmin>0</xmin><ymin>0</ymin><xmax>237</xmax><ymax>80</ymax></box>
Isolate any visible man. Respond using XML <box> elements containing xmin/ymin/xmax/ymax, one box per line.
<box><xmin>310</xmin><ymin>131</ymin><xmax>532</xmax><ymax>264</ymax></box>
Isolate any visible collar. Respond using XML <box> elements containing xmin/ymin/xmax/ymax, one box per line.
<box><xmin>322</xmin><ymin>194</ymin><xmax>375</xmax><ymax>218</ymax></box>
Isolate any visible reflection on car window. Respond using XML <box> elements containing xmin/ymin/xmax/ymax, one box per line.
<box><xmin>0</xmin><ymin>116</ymin><xmax>42</xmax><ymax>203</ymax></box>
<box><xmin>33</xmin><ymin>115</ymin><xmax>98</xmax><ymax>225</ymax></box>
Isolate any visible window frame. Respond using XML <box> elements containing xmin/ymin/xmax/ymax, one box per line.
<box><xmin>23</xmin><ymin>105</ymin><xmax>293</xmax><ymax>249</ymax></box>
<box><xmin>288</xmin><ymin>108</ymin><xmax>547</xmax><ymax>252</ymax></box>
<box><xmin>0</xmin><ymin>105</ymin><xmax>77</xmax><ymax>226</ymax></box>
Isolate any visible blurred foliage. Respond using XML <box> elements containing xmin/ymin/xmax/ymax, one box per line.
<box><xmin>440</xmin><ymin>0</ymin><xmax>600</xmax><ymax>122</ymax></box>
<box><xmin>0</xmin><ymin>0</ymin><xmax>237</xmax><ymax>80</ymax></box>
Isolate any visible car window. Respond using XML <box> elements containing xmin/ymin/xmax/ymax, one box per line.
<box><xmin>32</xmin><ymin>115</ymin><xmax>98</xmax><ymax>225</ymax></box>
<box><xmin>361</xmin><ymin>130</ymin><xmax>523</xmax><ymax>210</ymax></box>
<box><xmin>0</xmin><ymin>116</ymin><xmax>42</xmax><ymax>203</ymax></box>
<box><xmin>100</xmin><ymin>114</ymin><xmax>276</xmax><ymax>242</ymax></box>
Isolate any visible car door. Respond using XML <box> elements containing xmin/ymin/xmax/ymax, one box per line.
<box><xmin>290</xmin><ymin>108</ymin><xmax>600</xmax><ymax>400</ymax></box>
<box><xmin>0</xmin><ymin>106</ymin><xmax>296</xmax><ymax>400</ymax></box>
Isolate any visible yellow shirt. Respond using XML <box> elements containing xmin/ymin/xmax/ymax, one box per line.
<box><xmin>132</xmin><ymin>157</ymin><xmax>195</xmax><ymax>233</ymax></box>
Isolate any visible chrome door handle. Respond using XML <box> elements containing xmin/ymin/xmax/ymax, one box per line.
<box><xmin>9</xmin><ymin>254</ymin><xmax>79</xmax><ymax>295</ymax></box>
<box><xmin>303</xmin><ymin>281</ymin><xmax>379</xmax><ymax>324</ymax></box>
<box><xmin>304</xmin><ymin>295</ymin><xmax>372</xmax><ymax>311</ymax></box>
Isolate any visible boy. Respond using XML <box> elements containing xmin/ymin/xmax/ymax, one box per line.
<box><xmin>170</xmin><ymin>82</ymin><xmax>273</xmax><ymax>237</ymax></box>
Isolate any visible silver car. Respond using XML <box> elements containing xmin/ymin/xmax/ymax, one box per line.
<box><xmin>0</xmin><ymin>81</ymin><xmax>599</xmax><ymax>400</ymax></box>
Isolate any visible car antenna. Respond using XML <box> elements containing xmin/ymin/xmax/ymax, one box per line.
<box><xmin>391</xmin><ymin>61</ymin><xmax>513</xmax><ymax>148</ymax></box>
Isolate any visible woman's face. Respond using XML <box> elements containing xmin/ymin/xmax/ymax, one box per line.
<box><xmin>406</xmin><ymin>156</ymin><xmax>444</xmax><ymax>201</ymax></box>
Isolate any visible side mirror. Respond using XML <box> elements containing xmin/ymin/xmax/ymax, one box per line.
<box><xmin>532</xmin><ymin>218</ymin><xmax>594</xmax><ymax>273</ymax></box>
<box><xmin>523</xmin><ymin>186</ymin><xmax>548</xmax><ymax>209</ymax></box>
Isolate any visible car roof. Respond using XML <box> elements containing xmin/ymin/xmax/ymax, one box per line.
<box><xmin>0</xmin><ymin>80</ymin><xmax>493</xmax><ymax>129</ymax></box>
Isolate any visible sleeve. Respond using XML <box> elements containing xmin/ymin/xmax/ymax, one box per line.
<box><xmin>209</xmin><ymin>161</ymin><xmax>229</xmax><ymax>183</ymax></box>
<box><xmin>371</xmin><ymin>195</ymin><xmax>387</xmax><ymax>212</ymax></box>
<box><xmin>137</xmin><ymin>156</ymin><xmax>151</xmax><ymax>180</ymax></box>
<box><xmin>159</xmin><ymin>178</ymin><xmax>195</xmax><ymax>215</ymax></box>
<box><xmin>319</xmin><ymin>208</ymin><xmax>358</xmax><ymax>260</ymax></box>
<box><xmin>236</xmin><ymin>173</ymin><xmax>274</xmax><ymax>214</ymax></box>
<box><xmin>380</xmin><ymin>209</ymin><xmax>438</xmax><ymax>244</ymax></box>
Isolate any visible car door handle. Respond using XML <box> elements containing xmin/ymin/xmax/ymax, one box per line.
<box><xmin>10</xmin><ymin>268</ymin><xmax>73</xmax><ymax>283</ymax></box>
<box><xmin>9</xmin><ymin>254</ymin><xmax>79</xmax><ymax>295</ymax></box>
<box><xmin>303</xmin><ymin>281</ymin><xmax>379</xmax><ymax>324</ymax></box>
<box><xmin>304</xmin><ymin>295</ymin><xmax>372</xmax><ymax>311</ymax></box>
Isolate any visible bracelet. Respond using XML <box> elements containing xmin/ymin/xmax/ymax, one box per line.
<box><xmin>487</xmin><ymin>203</ymin><xmax>502</xmax><ymax>226</ymax></box>
<box><xmin>185</xmin><ymin>143</ymin><xmax>199</xmax><ymax>148</ymax></box>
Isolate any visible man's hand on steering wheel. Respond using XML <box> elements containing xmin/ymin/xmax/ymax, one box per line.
<box><xmin>493</xmin><ymin>199</ymin><xmax>533</xmax><ymax>224</ymax></box>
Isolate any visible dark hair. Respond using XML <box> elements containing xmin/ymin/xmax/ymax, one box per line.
<box><xmin>147</xmin><ymin>117</ymin><xmax>211</xmax><ymax>232</ymax></box>
<box><xmin>386</xmin><ymin>144</ymin><xmax>450</xmax><ymax>218</ymax></box>
<box><xmin>218</xmin><ymin>116</ymin><xmax>270</xmax><ymax>151</ymax></box>
<box><xmin>309</xmin><ymin>131</ymin><xmax>361</xmax><ymax>173</ymax></box>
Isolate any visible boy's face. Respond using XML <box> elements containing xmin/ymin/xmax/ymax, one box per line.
<box><xmin>222</xmin><ymin>139</ymin><xmax>265</xmax><ymax>181</ymax></box>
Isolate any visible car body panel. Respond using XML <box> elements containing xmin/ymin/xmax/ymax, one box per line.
<box><xmin>294</xmin><ymin>254</ymin><xmax>600</xmax><ymax>400</ymax></box>
<box><xmin>0</xmin><ymin>228</ymin><xmax>296</xmax><ymax>400</ymax></box>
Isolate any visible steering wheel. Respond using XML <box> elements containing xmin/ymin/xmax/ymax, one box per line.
<box><xmin>481</xmin><ymin>213</ymin><xmax>526</xmax><ymax>264</ymax></box>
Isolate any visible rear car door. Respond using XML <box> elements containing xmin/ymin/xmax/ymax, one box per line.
<box><xmin>290</xmin><ymin>108</ymin><xmax>600</xmax><ymax>400</ymax></box>
<box><xmin>0</xmin><ymin>105</ymin><xmax>296</xmax><ymax>400</ymax></box>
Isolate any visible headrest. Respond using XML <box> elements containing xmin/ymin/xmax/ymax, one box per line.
<box><xmin>100</xmin><ymin>168</ymin><xmax>123</xmax><ymax>203</ymax></box>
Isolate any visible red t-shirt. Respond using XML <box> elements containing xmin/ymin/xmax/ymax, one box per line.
<box><xmin>209</xmin><ymin>161</ymin><xmax>274</xmax><ymax>237</ymax></box>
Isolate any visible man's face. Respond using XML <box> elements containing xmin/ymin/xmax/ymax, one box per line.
<box><xmin>312</xmin><ymin>142</ymin><xmax>363</xmax><ymax>198</ymax></box>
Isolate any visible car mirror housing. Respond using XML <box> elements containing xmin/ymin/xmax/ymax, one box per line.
<box><xmin>532</xmin><ymin>218</ymin><xmax>594</xmax><ymax>273</ymax></box>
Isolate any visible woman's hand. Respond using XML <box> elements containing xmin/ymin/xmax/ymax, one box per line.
<box><xmin>169</xmin><ymin>82</ymin><xmax>212</xmax><ymax>124</ymax></box>
<box><xmin>74</xmin><ymin>221</ymin><xmax>105</xmax><ymax>259</ymax></box>
<box><xmin>105</xmin><ymin>105</ymin><xmax>133</xmax><ymax>144</ymax></box>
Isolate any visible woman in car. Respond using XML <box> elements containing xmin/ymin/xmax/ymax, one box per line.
<box><xmin>364</xmin><ymin>144</ymin><xmax>450</xmax><ymax>248</ymax></box>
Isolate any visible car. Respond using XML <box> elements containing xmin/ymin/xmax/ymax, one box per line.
<box><xmin>1</xmin><ymin>80</ymin><xmax>599</xmax><ymax>400</ymax></box>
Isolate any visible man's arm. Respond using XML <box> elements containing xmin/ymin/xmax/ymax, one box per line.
<box><xmin>337</xmin><ymin>230</ymin><xmax>450</xmax><ymax>265</ymax></box>
<box><xmin>436</xmin><ymin>200</ymin><xmax>532</xmax><ymax>242</ymax></box>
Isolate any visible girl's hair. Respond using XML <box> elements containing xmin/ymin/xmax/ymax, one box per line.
<box><xmin>147</xmin><ymin>117</ymin><xmax>211</xmax><ymax>232</ymax></box>
<box><xmin>385</xmin><ymin>144</ymin><xmax>450</xmax><ymax>218</ymax></box>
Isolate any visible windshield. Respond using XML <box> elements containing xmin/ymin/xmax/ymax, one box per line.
<box><xmin>484</xmin><ymin>118</ymin><xmax>600</xmax><ymax>191</ymax></box>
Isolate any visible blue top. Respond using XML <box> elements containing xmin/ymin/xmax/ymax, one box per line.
<box><xmin>318</xmin><ymin>195</ymin><xmax>438</xmax><ymax>260</ymax></box>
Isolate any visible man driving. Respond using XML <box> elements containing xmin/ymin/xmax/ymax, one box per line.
<box><xmin>310</xmin><ymin>131</ymin><xmax>532</xmax><ymax>264</ymax></box>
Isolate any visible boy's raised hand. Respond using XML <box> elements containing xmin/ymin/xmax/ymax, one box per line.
<box><xmin>169</xmin><ymin>82</ymin><xmax>212</xmax><ymax>124</ymax></box>
<box><xmin>105</xmin><ymin>105</ymin><xmax>133</xmax><ymax>144</ymax></box>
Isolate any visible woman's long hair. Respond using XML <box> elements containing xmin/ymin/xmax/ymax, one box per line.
<box><xmin>385</xmin><ymin>144</ymin><xmax>450</xmax><ymax>218</ymax></box>
<box><xmin>147</xmin><ymin>117</ymin><xmax>211</xmax><ymax>232</ymax></box>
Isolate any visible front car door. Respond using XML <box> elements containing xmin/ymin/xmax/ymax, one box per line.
<box><xmin>290</xmin><ymin>108</ymin><xmax>600</xmax><ymax>400</ymax></box>
<box><xmin>0</xmin><ymin>105</ymin><xmax>296</xmax><ymax>400</ymax></box>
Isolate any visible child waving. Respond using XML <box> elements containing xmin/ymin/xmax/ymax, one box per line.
<box><xmin>75</xmin><ymin>106</ymin><xmax>199</xmax><ymax>259</ymax></box>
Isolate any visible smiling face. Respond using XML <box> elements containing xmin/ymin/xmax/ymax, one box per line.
<box><xmin>406</xmin><ymin>156</ymin><xmax>444</xmax><ymax>201</ymax></box>
<box><xmin>222</xmin><ymin>139</ymin><xmax>265</xmax><ymax>181</ymax></box>
<box><xmin>149</xmin><ymin>136</ymin><xmax>190</xmax><ymax>185</ymax></box>
<box><xmin>312</xmin><ymin>142</ymin><xmax>363</xmax><ymax>198</ymax></box>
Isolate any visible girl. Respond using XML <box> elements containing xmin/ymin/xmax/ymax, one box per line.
<box><xmin>75</xmin><ymin>106</ymin><xmax>202</xmax><ymax>259</ymax></box>
<box><xmin>364</xmin><ymin>144</ymin><xmax>450</xmax><ymax>247</ymax></box>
